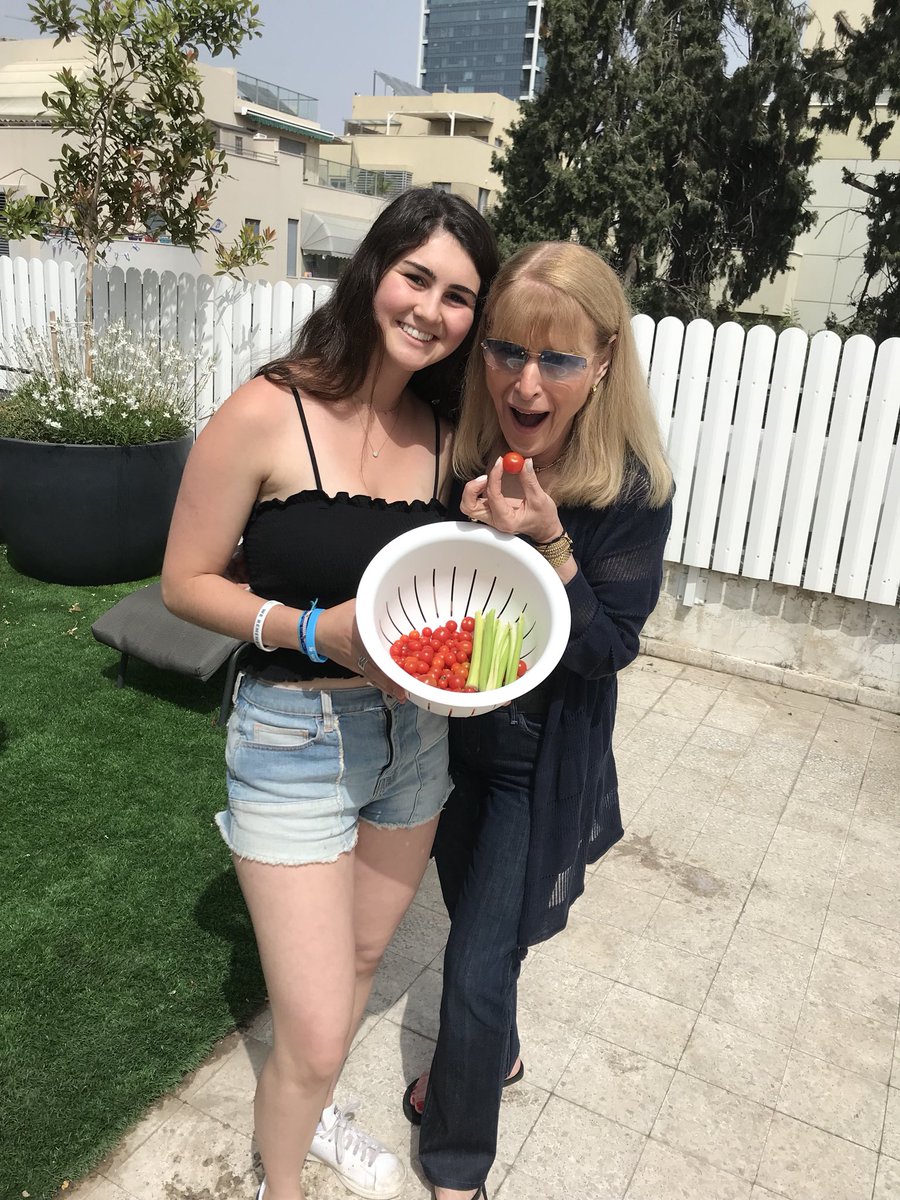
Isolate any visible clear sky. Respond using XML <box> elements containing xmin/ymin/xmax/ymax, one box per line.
<box><xmin>0</xmin><ymin>0</ymin><xmax>423</xmax><ymax>133</ymax></box>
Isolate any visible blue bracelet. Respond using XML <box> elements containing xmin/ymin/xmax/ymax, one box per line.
<box><xmin>304</xmin><ymin>604</ymin><xmax>328</xmax><ymax>663</ymax></box>
<box><xmin>297</xmin><ymin>600</ymin><xmax>328</xmax><ymax>663</ymax></box>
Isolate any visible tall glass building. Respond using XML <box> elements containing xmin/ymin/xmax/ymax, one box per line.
<box><xmin>418</xmin><ymin>0</ymin><xmax>546</xmax><ymax>101</ymax></box>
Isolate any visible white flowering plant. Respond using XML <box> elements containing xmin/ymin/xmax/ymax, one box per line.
<box><xmin>0</xmin><ymin>322</ymin><xmax>206</xmax><ymax>446</ymax></box>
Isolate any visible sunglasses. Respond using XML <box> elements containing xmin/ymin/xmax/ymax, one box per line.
<box><xmin>481</xmin><ymin>338</ymin><xmax>594</xmax><ymax>383</ymax></box>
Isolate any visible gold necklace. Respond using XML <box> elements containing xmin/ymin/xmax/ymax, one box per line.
<box><xmin>355</xmin><ymin>401</ymin><xmax>402</xmax><ymax>459</ymax></box>
<box><xmin>534</xmin><ymin>450</ymin><xmax>567</xmax><ymax>474</ymax></box>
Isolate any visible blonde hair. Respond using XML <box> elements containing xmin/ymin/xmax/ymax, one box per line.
<box><xmin>453</xmin><ymin>242</ymin><xmax>672</xmax><ymax>509</ymax></box>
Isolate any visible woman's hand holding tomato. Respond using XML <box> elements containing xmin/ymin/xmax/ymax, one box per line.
<box><xmin>461</xmin><ymin>455</ymin><xmax>564</xmax><ymax>544</ymax></box>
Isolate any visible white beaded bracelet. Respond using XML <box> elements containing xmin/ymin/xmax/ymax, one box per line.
<box><xmin>252</xmin><ymin>599</ymin><xmax>284</xmax><ymax>651</ymax></box>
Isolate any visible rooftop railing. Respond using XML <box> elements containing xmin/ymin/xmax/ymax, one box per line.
<box><xmin>304</xmin><ymin>158</ymin><xmax>412</xmax><ymax>199</ymax></box>
<box><xmin>237</xmin><ymin>72</ymin><xmax>318</xmax><ymax>122</ymax></box>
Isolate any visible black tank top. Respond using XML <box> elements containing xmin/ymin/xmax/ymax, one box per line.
<box><xmin>242</xmin><ymin>388</ymin><xmax>447</xmax><ymax>681</ymax></box>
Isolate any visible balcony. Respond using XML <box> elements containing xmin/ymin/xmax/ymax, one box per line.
<box><xmin>236</xmin><ymin>72</ymin><xmax>318</xmax><ymax>123</ymax></box>
<box><xmin>304</xmin><ymin>157</ymin><xmax>412</xmax><ymax>200</ymax></box>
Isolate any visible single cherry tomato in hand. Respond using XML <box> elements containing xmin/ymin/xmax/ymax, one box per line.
<box><xmin>502</xmin><ymin>451</ymin><xmax>525</xmax><ymax>474</ymax></box>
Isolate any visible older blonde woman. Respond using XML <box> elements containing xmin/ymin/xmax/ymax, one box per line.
<box><xmin>403</xmin><ymin>242</ymin><xmax>673</xmax><ymax>1200</ymax></box>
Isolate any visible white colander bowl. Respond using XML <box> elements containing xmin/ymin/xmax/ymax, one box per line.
<box><xmin>356</xmin><ymin>521</ymin><xmax>572</xmax><ymax>718</ymax></box>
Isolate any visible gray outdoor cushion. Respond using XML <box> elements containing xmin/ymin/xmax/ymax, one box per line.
<box><xmin>91</xmin><ymin>582</ymin><xmax>244</xmax><ymax>681</ymax></box>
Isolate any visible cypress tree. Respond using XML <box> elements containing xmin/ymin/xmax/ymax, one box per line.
<box><xmin>809</xmin><ymin>1</ymin><xmax>900</xmax><ymax>340</ymax></box>
<box><xmin>491</xmin><ymin>0</ymin><xmax>818</xmax><ymax>319</ymax></box>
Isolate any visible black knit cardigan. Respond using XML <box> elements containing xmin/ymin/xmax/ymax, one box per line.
<box><xmin>510</xmin><ymin>480</ymin><xmax>671</xmax><ymax>946</ymax></box>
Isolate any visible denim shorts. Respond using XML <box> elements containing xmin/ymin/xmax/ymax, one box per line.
<box><xmin>219</xmin><ymin>675</ymin><xmax>451</xmax><ymax>865</ymax></box>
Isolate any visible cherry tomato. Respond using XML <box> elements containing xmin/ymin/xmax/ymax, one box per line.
<box><xmin>502</xmin><ymin>451</ymin><xmax>525</xmax><ymax>474</ymax></box>
<box><xmin>516</xmin><ymin>660</ymin><xmax>528</xmax><ymax>678</ymax></box>
<box><xmin>461</xmin><ymin>616</ymin><xmax>475</xmax><ymax>633</ymax></box>
<box><xmin>422</xmin><ymin>627</ymin><xmax>433</xmax><ymax>639</ymax></box>
<box><xmin>445</xmin><ymin>619</ymin><xmax>458</xmax><ymax>633</ymax></box>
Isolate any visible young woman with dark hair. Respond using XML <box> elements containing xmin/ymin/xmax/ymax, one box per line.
<box><xmin>162</xmin><ymin>188</ymin><xmax>499</xmax><ymax>1200</ymax></box>
<box><xmin>402</xmin><ymin>242</ymin><xmax>673</xmax><ymax>1200</ymax></box>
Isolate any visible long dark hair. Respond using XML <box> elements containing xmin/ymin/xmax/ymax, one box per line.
<box><xmin>262</xmin><ymin>189</ymin><xmax>499</xmax><ymax>417</ymax></box>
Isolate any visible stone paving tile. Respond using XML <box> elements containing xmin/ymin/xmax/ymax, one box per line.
<box><xmin>592</xmin><ymin>982</ymin><xmax>698</xmax><ymax>1067</ymax></box>
<box><xmin>513</xmin><ymin>1094</ymin><xmax>645</xmax><ymax>1199</ymax></box>
<box><xmin>679</xmin><ymin>1014</ymin><xmax>790</xmax><ymax>1108</ymax></box>
<box><xmin>579</xmin><ymin>875</ymin><xmax>663</xmax><ymax>935</ymax></box>
<box><xmin>182</xmin><ymin>1035</ymin><xmax>267</xmax><ymax>1137</ymax></box>
<box><xmin>616</xmin><ymin>936</ymin><xmax>718</xmax><ymax>1010</ymax></box>
<box><xmin>596</xmin><ymin>829</ymin><xmax>690</xmax><ymax>897</ymax></box>
<box><xmin>626</xmin><ymin>1138</ymin><xmax>752</xmax><ymax>1199</ymax></box>
<box><xmin>792</xmin><ymin>994</ymin><xmax>896</xmax><ymax>1084</ymax></box>
<box><xmin>644</xmin><ymin>897</ymin><xmax>738</xmax><ymax>961</ymax></box>
<box><xmin>875</xmin><ymin>1156</ymin><xmax>900</xmax><ymax>1200</ymax></box>
<box><xmin>651</xmin><ymin>1071</ymin><xmax>772</xmax><ymax>1182</ymax></box>
<box><xmin>820</xmin><ymin>910</ymin><xmax>900</xmax><ymax>976</ymax></box>
<box><xmin>739</xmin><ymin>881</ymin><xmax>829</xmax><ymax>947</ymax></box>
<box><xmin>776</xmin><ymin>1048</ymin><xmax>888</xmax><ymax>1150</ymax></box>
<box><xmin>756</xmin><ymin>1112</ymin><xmax>878</xmax><ymax>1200</ymax></box>
<box><xmin>701</xmin><ymin>926</ymin><xmax>814</xmax><ymax>1047</ymax></box>
<box><xmin>103</xmin><ymin>1103</ymin><xmax>257</xmax><ymax>1200</ymax></box>
<box><xmin>383</xmin><ymin>965</ymin><xmax>443</xmax><ymax>1041</ymax></box>
<box><xmin>556</xmin><ymin>1032</ymin><xmax>674</xmax><ymax>1135</ymax></box>
<box><xmin>71</xmin><ymin>656</ymin><xmax>900</xmax><ymax>1200</ymax></box>
<box><xmin>806</xmin><ymin>949</ymin><xmax>900</xmax><ymax>1027</ymax></box>
<box><xmin>886</xmin><ymin>1087</ymin><xmax>900</xmax><ymax>1161</ymax></box>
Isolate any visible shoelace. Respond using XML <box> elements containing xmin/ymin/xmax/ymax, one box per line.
<box><xmin>324</xmin><ymin>1109</ymin><xmax>383</xmax><ymax>1169</ymax></box>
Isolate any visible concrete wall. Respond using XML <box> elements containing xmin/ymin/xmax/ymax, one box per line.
<box><xmin>644</xmin><ymin>564</ymin><xmax>900</xmax><ymax>714</ymax></box>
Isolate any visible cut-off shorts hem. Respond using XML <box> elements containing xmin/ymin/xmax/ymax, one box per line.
<box><xmin>357</xmin><ymin>809</ymin><xmax>445</xmax><ymax>834</ymax></box>
<box><xmin>217</xmin><ymin>813</ymin><xmax>359</xmax><ymax>867</ymax></box>
<box><xmin>219</xmin><ymin>675</ymin><xmax>450</xmax><ymax>865</ymax></box>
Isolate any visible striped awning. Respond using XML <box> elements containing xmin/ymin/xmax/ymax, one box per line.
<box><xmin>239</xmin><ymin>107</ymin><xmax>336</xmax><ymax>143</ymax></box>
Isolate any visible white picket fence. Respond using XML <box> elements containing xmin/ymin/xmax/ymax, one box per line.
<box><xmin>1</xmin><ymin>255</ymin><xmax>898</xmax><ymax>609</ymax></box>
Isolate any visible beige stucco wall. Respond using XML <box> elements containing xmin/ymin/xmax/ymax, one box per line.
<box><xmin>644</xmin><ymin>566</ymin><xmax>900</xmax><ymax>714</ymax></box>
<box><xmin>347</xmin><ymin>92</ymin><xmax>518</xmax><ymax>208</ymax></box>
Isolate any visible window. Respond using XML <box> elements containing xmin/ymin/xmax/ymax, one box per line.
<box><xmin>286</xmin><ymin>218</ymin><xmax>298</xmax><ymax>278</ymax></box>
<box><xmin>432</xmin><ymin>182</ymin><xmax>451</xmax><ymax>194</ymax></box>
<box><xmin>235</xmin><ymin>135</ymin><xmax>244</xmax><ymax>155</ymax></box>
<box><xmin>244</xmin><ymin>218</ymin><xmax>261</xmax><ymax>235</ymax></box>
<box><xmin>279</xmin><ymin>136</ymin><xmax>307</xmax><ymax>158</ymax></box>
<box><xmin>478</xmin><ymin>187</ymin><xmax>489</xmax><ymax>215</ymax></box>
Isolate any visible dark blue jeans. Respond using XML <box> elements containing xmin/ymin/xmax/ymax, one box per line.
<box><xmin>418</xmin><ymin>703</ymin><xmax>541</xmax><ymax>1190</ymax></box>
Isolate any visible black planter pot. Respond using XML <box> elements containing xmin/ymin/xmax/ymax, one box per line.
<box><xmin>0</xmin><ymin>434</ymin><xmax>193</xmax><ymax>585</ymax></box>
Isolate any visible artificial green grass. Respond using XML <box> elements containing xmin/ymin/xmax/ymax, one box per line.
<box><xmin>0</xmin><ymin>550</ymin><xmax>265</xmax><ymax>1199</ymax></box>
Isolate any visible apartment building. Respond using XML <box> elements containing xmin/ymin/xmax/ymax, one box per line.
<box><xmin>341</xmin><ymin>86</ymin><xmax>519</xmax><ymax>216</ymax></box>
<box><xmin>0</xmin><ymin>37</ymin><xmax>389</xmax><ymax>283</ymax></box>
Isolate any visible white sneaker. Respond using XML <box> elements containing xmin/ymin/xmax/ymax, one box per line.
<box><xmin>308</xmin><ymin>1102</ymin><xmax>407</xmax><ymax>1199</ymax></box>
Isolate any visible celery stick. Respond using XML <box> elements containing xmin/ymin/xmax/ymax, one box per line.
<box><xmin>480</xmin><ymin>610</ymin><xmax>497</xmax><ymax>691</ymax></box>
<box><xmin>466</xmin><ymin>611</ymin><xmax>484</xmax><ymax>689</ymax></box>
<box><xmin>504</xmin><ymin>614</ymin><xmax>525</xmax><ymax>686</ymax></box>
<box><xmin>488</xmin><ymin>625</ymin><xmax>510</xmax><ymax>691</ymax></box>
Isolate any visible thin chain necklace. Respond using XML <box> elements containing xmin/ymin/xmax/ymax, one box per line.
<box><xmin>355</xmin><ymin>400</ymin><xmax>402</xmax><ymax>459</ymax></box>
<box><xmin>534</xmin><ymin>449</ymin><xmax>567</xmax><ymax>474</ymax></box>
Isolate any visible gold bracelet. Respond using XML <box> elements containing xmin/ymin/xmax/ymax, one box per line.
<box><xmin>533</xmin><ymin>530</ymin><xmax>574</xmax><ymax>567</ymax></box>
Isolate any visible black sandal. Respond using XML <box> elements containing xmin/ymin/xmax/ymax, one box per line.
<box><xmin>403</xmin><ymin>1064</ymin><xmax>524</xmax><ymax>1126</ymax></box>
